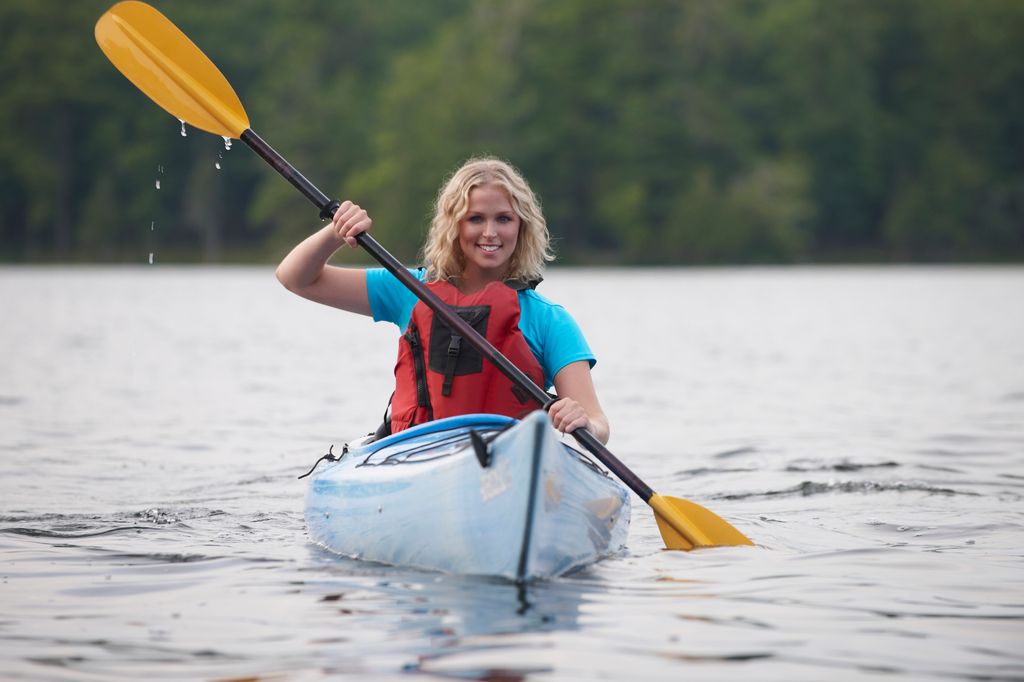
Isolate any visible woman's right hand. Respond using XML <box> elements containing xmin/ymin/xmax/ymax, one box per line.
<box><xmin>332</xmin><ymin>200</ymin><xmax>372</xmax><ymax>248</ymax></box>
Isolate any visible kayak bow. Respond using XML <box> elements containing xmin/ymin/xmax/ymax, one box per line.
<box><xmin>305</xmin><ymin>412</ymin><xmax>631</xmax><ymax>581</ymax></box>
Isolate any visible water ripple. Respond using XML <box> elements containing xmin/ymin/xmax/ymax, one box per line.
<box><xmin>717</xmin><ymin>480</ymin><xmax>977</xmax><ymax>500</ymax></box>
<box><xmin>0</xmin><ymin>526</ymin><xmax>157</xmax><ymax>539</ymax></box>
<box><xmin>784</xmin><ymin>461</ymin><xmax>901</xmax><ymax>473</ymax></box>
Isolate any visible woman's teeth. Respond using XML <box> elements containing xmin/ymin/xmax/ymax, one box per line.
<box><xmin>478</xmin><ymin>244</ymin><xmax>500</xmax><ymax>252</ymax></box>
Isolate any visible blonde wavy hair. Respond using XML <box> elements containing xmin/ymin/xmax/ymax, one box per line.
<box><xmin>422</xmin><ymin>157</ymin><xmax>554</xmax><ymax>283</ymax></box>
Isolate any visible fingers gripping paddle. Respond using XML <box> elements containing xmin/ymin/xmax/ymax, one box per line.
<box><xmin>95</xmin><ymin>1</ymin><xmax>752</xmax><ymax>550</ymax></box>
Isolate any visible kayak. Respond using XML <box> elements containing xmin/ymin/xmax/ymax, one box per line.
<box><xmin>304</xmin><ymin>410</ymin><xmax>631</xmax><ymax>581</ymax></box>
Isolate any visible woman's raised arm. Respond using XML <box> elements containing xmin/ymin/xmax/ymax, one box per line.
<box><xmin>275</xmin><ymin>201</ymin><xmax>374</xmax><ymax>316</ymax></box>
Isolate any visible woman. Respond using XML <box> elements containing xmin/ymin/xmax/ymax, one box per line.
<box><xmin>276</xmin><ymin>157</ymin><xmax>609</xmax><ymax>443</ymax></box>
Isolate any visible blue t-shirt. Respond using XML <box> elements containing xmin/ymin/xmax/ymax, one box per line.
<box><xmin>365</xmin><ymin>268</ymin><xmax>594</xmax><ymax>389</ymax></box>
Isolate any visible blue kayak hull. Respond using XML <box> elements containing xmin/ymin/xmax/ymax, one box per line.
<box><xmin>304</xmin><ymin>411</ymin><xmax>631</xmax><ymax>581</ymax></box>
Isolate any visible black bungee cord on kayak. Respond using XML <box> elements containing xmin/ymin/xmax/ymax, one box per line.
<box><xmin>297</xmin><ymin>420</ymin><xmax>522</xmax><ymax>478</ymax></box>
<box><xmin>297</xmin><ymin>444</ymin><xmax>346</xmax><ymax>480</ymax></box>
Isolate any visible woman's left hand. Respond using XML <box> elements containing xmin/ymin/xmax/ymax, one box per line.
<box><xmin>550</xmin><ymin>360</ymin><xmax>610</xmax><ymax>444</ymax></box>
<box><xmin>547</xmin><ymin>397</ymin><xmax>591</xmax><ymax>434</ymax></box>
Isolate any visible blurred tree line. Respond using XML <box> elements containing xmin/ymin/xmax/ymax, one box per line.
<box><xmin>1</xmin><ymin>0</ymin><xmax>1022</xmax><ymax>264</ymax></box>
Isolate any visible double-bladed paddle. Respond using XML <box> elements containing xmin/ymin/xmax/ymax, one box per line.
<box><xmin>95</xmin><ymin>0</ymin><xmax>753</xmax><ymax>550</ymax></box>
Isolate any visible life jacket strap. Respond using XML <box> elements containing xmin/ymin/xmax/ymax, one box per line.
<box><xmin>403</xmin><ymin>324</ymin><xmax>433</xmax><ymax>422</ymax></box>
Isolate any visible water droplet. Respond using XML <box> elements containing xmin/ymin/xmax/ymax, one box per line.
<box><xmin>157</xmin><ymin>164</ymin><xmax>164</xmax><ymax>174</ymax></box>
<box><xmin>155</xmin><ymin>179</ymin><xmax>161</xmax><ymax>190</ymax></box>
<box><xmin>179</xmin><ymin>120</ymin><xmax>187</xmax><ymax>137</ymax></box>
<box><xmin>222</xmin><ymin>136</ymin><xmax>232</xmax><ymax>150</ymax></box>
<box><xmin>215</xmin><ymin>162</ymin><xmax>221</xmax><ymax>170</ymax></box>
<box><xmin>148</xmin><ymin>252</ymin><xmax>154</xmax><ymax>265</ymax></box>
<box><xmin>150</xmin><ymin>221</ymin><xmax>155</xmax><ymax>231</ymax></box>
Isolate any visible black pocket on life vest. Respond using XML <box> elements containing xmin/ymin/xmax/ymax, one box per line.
<box><xmin>428</xmin><ymin>306</ymin><xmax>490</xmax><ymax>395</ymax></box>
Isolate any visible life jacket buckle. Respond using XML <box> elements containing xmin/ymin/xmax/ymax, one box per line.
<box><xmin>442</xmin><ymin>335</ymin><xmax>462</xmax><ymax>396</ymax></box>
<box><xmin>447</xmin><ymin>335</ymin><xmax>462</xmax><ymax>356</ymax></box>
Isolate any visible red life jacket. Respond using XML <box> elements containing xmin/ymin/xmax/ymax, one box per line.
<box><xmin>390</xmin><ymin>279</ymin><xmax>545</xmax><ymax>433</ymax></box>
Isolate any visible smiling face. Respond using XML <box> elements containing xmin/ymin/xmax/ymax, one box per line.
<box><xmin>457</xmin><ymin>183</ymin><xmax>521</xmax><ymax>289</ymax></box>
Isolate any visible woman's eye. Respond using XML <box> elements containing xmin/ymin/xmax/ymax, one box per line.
<box><xmin>497</xmin><ymin>215</ymin><xmax>514</xmax><ymax>223</ymax></box>
<box><xmin>467</xmin><ymin>215</ymin><xmax>484</xmax><ymax>223</ymax></box>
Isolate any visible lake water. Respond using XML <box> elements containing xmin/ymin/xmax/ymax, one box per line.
<box><xmin>1</xmin><ymin>265</ymin><xmax>1022</xmax><ymax>681</ymax></box>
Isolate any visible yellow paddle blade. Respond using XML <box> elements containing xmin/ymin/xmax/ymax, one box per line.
<box><xmin>649</xmin><ymin>493</ymin><xmax>753</xmax><ymax>550</ymax></box>
<box><xmin>95</xmin><ymin>1</ymin><xmax>249</xmax><ymax>138</ymax></box>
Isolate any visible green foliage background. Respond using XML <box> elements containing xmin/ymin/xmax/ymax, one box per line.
<box><xmin>2</xmin><ymin>0</ymin><xmax>1022</xmax><ymax>264</ymax></box>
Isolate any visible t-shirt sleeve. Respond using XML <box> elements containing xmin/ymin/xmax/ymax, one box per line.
<box><xmin>519</xmin><ymin>292</ymin><xmax>596</xmax><ymax>389</ymax></box>
<box><xmin>365</xmin><ymin>267</ymin><xmax>423</xmax><ymax>329</ymax></box>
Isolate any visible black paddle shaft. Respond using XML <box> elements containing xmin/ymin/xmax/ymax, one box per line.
<box><xmin>241</xmin><ymin>128</ymin><xmax>655</xmax><ymax>502</ymax></box>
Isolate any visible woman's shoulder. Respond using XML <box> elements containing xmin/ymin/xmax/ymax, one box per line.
<box><xmin>518</xmin><ymin>288</ymin><xmax>582</xmax><ymax>331</ymax></box>
<box><xmin>517</xmin><ymin>285</ymin><xmax>593</xmax><ymax>372</ymax></box>
<box><xmin>366</xmin><ymin>266</ymin><xmax>424</xmax><ymax>326</ymax></box>
<box><xmin>518</xmin><ymin>287</ymin><xmax>565</xmax><ymax>313</ymax></box>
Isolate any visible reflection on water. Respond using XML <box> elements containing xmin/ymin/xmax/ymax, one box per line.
<box><xmin>1</xmin><ymin>265</ymin><xmax>1022</xmax><ymax>680</ymax></box>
